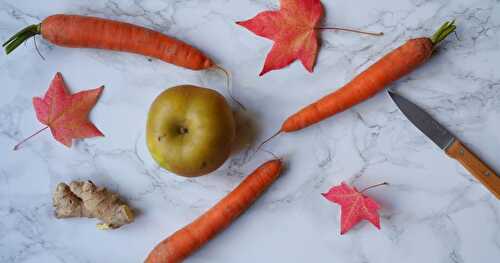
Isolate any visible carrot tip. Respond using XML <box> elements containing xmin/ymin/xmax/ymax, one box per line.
<box><xmin>213</xmin><ymin>65</ymin><xmax>246</xmax><ymax>110</ymax></box>
<box><xmin>255</xmin><ymin>130</ymin><xmax>281</xmax><ymax>152</ymax></box>
<box><xmin>260</xmin><ymin>148</ymin><xmax>280</xmax><ymax>160</ymax></box>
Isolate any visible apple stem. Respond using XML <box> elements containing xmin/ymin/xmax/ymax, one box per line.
<box><xmin>13</xmin><ymin>126</ymin><xmax>49</xmax><ymax>151</ymax></box>
<box><xmin>360</xmin><ymin>182</ymin><xmax>389</xmax><ymax>193</ymax></box>
<box><xmin>179</xmin><ymin>127</ymin><xmax>188</xmax><ymax>134</ymax></box>
<box><xmin>316</xmin><ymin>26</ymin><xmax>383</xmax><ymax>36</ymax></box>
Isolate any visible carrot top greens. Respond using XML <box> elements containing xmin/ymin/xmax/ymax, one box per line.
<box><xmin>3</xmin><ymin>24</ymin><xmax>41</xmax><ymax>54</ymax></box>
<box><xmin>431</xmin><ymin>20</ymin><xmax>456</xmax><ymax>46</ymax></box>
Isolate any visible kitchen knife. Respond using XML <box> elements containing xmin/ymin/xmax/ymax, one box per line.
<box><xmin>388</xmin><ymin>90</ymin><xmax>500</xmax><ymax>199</ymax></box>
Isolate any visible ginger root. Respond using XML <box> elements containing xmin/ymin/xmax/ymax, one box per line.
<box><xmin>53</xmin><ymin>180</ymin><xmax>134</xmax><ymax>229</ymax></box>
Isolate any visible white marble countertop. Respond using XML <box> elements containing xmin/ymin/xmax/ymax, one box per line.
<box><xmin>1</xmin><ymin>0</ymin><xmax>499</xmax><ymax>262</ymax></box>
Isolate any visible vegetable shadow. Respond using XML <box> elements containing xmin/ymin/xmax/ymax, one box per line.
<box><xmin>230</xmin><ymin>107</ymin><xmax>260</xmax><ymax>155</ymax></box>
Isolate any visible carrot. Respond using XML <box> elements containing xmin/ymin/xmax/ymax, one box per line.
<box><xmin>3</xmin><ymin>14</ymin><xmax>212</xmax><ymax>70</ymax></box>
<box><xmin>3</xmin><ymin>14</ymin><xmax>246</xmax><ymax>108</ymax></box>
<box><xmin>258</xmin><ymin>21</ymin><xmax>456</xmax><ymax>143</ymax></box>
<box><xmin>145</xmin><ymin>159</ymin><xmax>283</xmax><ymax>263</ymax></box>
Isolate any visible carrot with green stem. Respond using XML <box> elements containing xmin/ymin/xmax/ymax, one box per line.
<box><xmin>3</xmin><ymin>14</ymin><xmax>213</xmax><ymax>70</ymax></box>
<box><xmin>258</xmin><ymin>20</ymin><xmax>457</xmax><ymax>148</ymax></box>
<box><xmin>145</xmin><ymin>159</ymin><xmax>283</xmax><ymax>263</ymax></box>
<box><xmin>3</xmin><ymin>14</ymin><xmax>244</xmax><ymax>108</ymax></box>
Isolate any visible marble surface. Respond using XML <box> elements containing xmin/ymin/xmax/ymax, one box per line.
<box><xmin>1</xmin><ymin>0</ymin><xmax>499</xmax><ymax>262</ymax></box>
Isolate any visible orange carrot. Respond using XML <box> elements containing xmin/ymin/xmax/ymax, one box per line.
<box><xmin>145</xmin><ymin>159</ymin><xmax>283</xmax><ymax>263</ymax></box>
<box><xmin>3</xmin><ymin>14</ymin><xmax>247</xmax><ymax>108</ymax></box>
<box><xmin>279</xmin><ymin>21</ymin><xmax>456</xmax><ymax>133</ymax></box>
<box><xmin>3</xmin><ymin>14</ymin><xmax>213</xmax><ymax>70</ymax></box>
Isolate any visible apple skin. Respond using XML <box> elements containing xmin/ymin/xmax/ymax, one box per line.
<box><xmin>146</xmin><ymin>85</ymin><xmax>236</xmax><ymax>177</ymax></box>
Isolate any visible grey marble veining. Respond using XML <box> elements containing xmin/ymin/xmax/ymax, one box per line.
<box><xmin>1</xmin><ymin>0</ymin><xmax>499</xmax><ymax>262</ymax></box>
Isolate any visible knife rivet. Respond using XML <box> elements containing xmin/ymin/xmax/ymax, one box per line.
<box><xmin>459</xmin><ymin>148</ymin><xmax>465</xmax><ymax>155</ymax></box>
<box><xmin>484</xmin><ymin>171</ymin><xmax>491</xmax><ymax>177</ymax></box>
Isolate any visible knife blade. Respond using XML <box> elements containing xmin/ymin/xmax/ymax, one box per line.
<box><xmin>388</xmin><ymin>90</ymin><xmax>500</xmax><ymax>199</ymax></box>
<box><xmin>389</xmin><ymin>91</ymin><xmax>455</xmax><ymax>150</ymax></box>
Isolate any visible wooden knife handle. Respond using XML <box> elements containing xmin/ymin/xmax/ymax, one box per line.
<box><xmin>446</xmin><ymin>140</ymin><xmax>500</xmax><ymax>199</ymax></box>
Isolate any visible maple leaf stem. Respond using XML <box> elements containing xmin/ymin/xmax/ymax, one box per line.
<box><xmin>360</xmin><ymin>182</ymin><xmax>389</xmax><ymax>193</ymax></box>
<box><xmin>13</xmin><ymin>126</ymin><xmax>49</xmax><ymax>151</ymax></box>
<box><xmin>316</xmin><ymin>27</ymin><xmax>383</xmax><ymax>36</ymax></box>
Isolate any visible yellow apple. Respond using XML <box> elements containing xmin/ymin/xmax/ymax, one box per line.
<box><xmin>146</xmin><ymin>85</ymin><xmax>235</xmax><ymax>177</ymax></box>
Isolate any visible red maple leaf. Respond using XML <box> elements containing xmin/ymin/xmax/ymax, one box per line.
<box><xmin>14</xmin><ymin>72</ymin><xmax>104</xmax><ymax>150</ymax></box>
<box><xmin>237</xmin><ymin>0</ymin><xmax>323</xmax><ymax>76</ymax></box>
<box><xmin>322</xmin><ymin>182</ymin><xmax>386</xmax><ymax>234</ymax></box>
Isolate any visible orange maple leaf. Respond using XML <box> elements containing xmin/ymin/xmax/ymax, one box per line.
<box><xmin>14</xmin><ymin>72</ymin><xmax>104</xmax><ymax>149</ymax></box>
<box><xmin>237</xmin><ymin>0</ymin><xmax>323</xmax><ymax>76</ymax></box>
